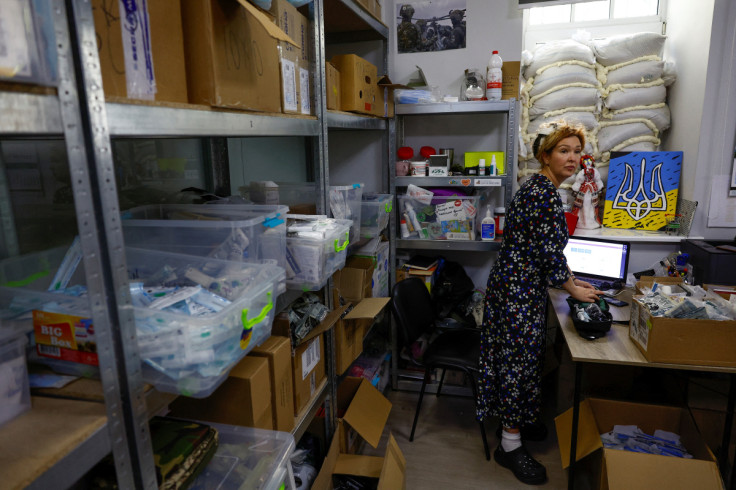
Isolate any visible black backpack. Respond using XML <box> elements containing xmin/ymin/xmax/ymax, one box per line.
<box><xmin>431</xmin><ymin>258</ymin><xmax>475</xmax><ymax>320</ymax></box>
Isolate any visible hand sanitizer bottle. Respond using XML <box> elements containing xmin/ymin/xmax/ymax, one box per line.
<box><xmin>481</xmin><ymin>207</ymin><xmax>495</xmax><ymax>241</ymax></box>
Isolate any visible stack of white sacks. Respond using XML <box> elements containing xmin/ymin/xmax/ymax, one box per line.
<box><xmin>518</xmin><ymin>32</ymin><xmax>676</xmax><ymax>198</ymax></box>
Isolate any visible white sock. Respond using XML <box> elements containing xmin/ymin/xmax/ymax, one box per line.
<box><xmin>501</xmin><ymin>429</ymin><xmax>522</xmax><ymax>452</ymax></box>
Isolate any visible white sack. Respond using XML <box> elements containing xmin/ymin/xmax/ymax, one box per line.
<box><xmin>597</xmin><ymin>121</ymin><xmax>657</xmax><ymax>153</ymax></box>
<box><xmin>604</xmin><ymin>84</ymin><xmax>666</xmax><ymax>110</ymax></box>
<box><xmin>601</xmin><ymin>60</ymin><xmax>664</xmax><ymax>86</ymax></box>
<box><xmin>529</xmin><ymin>86</ymin><xmax>599</xmax><ymax>118</ymax></box>
<box><xmin>602</xmin><ymin>104</ymin><xmax>671</xmax><ymax>132</ymax></box>
<box><xmin>590</xmin><ymin>32</ymin><xmax>667</xmax><ymax>67</ymax></box>
<box><xmin>523</xmin><ymin>39</ymin><xmax>595</xmax><ymax>79</ymax></box>
<box><xmin>529</xmin><ymin>64</ymin><xmax>599</xmax><ymax>97</ymax></box>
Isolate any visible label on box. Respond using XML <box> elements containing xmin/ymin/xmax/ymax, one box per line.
<box><xmin>118</xmin><ymin>0</ymin><xmax>156</xmax><ymax>100</ymax></box>
<box><xmin>629</xmin><ymin>301</ymin><xmax>649</xmax><ymax>350</ymax></box>
<box><xmin>429</xmin><ymin>167</ymin><xmax>448</xmax><ymax>176</ymax></box>
<box><xmin>436</xmin><ymin>200</ymin><xmax>468</xmax><ymax>221</ymax></box>
<box><xmin>281</xmin><ymin>58</ymin><xmax>298</xmax><ymax>112</ymax></box>
<box><xmin>301</xmin><ymin>337</ymin><xmax>321</xmax><ymax>379</ymax></box>
<box><xmin>299</xmin><ymin>67</ymin><xmax>311</xmax><ymax>114</ymax></box>
<box><xmin>441</xmin><ymin>220</ymin><xmax>473</xmax><ymax>240</ymax></box>
<box><xmin>33</xmin><ymin>311</ymin><xmax>98</xmax><ymax>366</ymax></box>
<box><xmin>473</xmin><ymin>178</ymin><xmax>502</xmax><ymax>187</ymax></box>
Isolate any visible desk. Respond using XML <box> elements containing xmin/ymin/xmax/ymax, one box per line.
<box><xmin>548</xmin><ymin>288</ymin><xmax>736</xmax><ymax>489</ymax></box>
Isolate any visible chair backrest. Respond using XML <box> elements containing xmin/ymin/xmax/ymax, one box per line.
<box><xmin>391</xmin><ymin>277</ymin><xmax>436</xmax><ymax>347</ymax></box>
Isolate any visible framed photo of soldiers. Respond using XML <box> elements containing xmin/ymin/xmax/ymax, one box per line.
<box><xmin>396</xmin><ymin>1</ymin><xmax>467</xmax><ymax>53</ymax></box>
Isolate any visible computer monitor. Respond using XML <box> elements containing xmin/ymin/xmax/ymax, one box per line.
<box><xmin>563</xmin><ymin>236</ymin><xmax>630</xmax><ymax>283</ymax></box>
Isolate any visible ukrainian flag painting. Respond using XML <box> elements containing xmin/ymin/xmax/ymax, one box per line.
<box><xmin>602</xmin><ymin>151</ymin><xmax>683</xmax><ymax>230</ymax></box>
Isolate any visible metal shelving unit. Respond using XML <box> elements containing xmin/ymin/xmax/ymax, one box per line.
<box><xmin>389</xmin><ymin>99</ymin><xmax>518</xmax><ymax>390</ymax></box>
<box><xmin>0</xmin><ymin>0</ymin><xmax>392</xmax><ymax>488</ymax></box>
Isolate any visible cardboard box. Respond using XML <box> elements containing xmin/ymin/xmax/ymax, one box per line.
<box><xmin>372</xmin><ymin>76</ymin><xmax>410</xmax><ymax>118</ymax></box>
<box><xmin>181</xmin><ymin>0</ymin><xmax>297</xmax><ymax>112</ymax></box>
<box><xmin>269</xmin><ymin>0</ymin><xmax>309</xmax><ymax>114</ymax></box>
<box><xmin>313</xmin><ymin>378</ymin><xmax>405</xmax><ymax>490</ymax></box>
<box><xmin>168</xmin><ymin>356</ymin><xmax>273</xmax><ymax>430</ymax></box>
<box><xmin>326</xmin><ymin>61</ymin><xmax>341</xmax><ymax>110</ymax></box>
<box><xmin>634</xmin><ymin>276</ymin><xmax>685</xmax><ymax>295</ymax></box>
<box><xmin>251</xmin><ymin>335</ymin><xmax>295</xmax><ymax>432</ymax></box>
<box><xmin>630</xmin><ymin>295</ymin><xmax>736</xmax><ymax>367</ymax></box>
<box><xmin>330</xmin><ymin>54</ymin><xmax>378</xmax><ymax>115</ymax></box>
<box><xmin>273</xmin><ymin>306</ymin><xmax>344</xmax><ymax>414</ymax></box>
<box><xmin>92</xmin><ymin>0</ymin><xmax>188</xmax><ymax>103</ymax></box>
<box><xmin>333</xmin><ymin>256</ymin><xmax>375</xmax><ymax>304</ymax></box>
<box><xmin>335</xmin><ymin>298</ymin><xmax>391</xmax><ymax>375</ymax></box>
<box><xmin>501</xmin><ymin>61</ymin><xmax>521</xmax><ymax>101</ymax></box>
<box><xmin>555</xmin><ymin>398</ymin><xmax>723</xmax><ymax>490</ymax></box>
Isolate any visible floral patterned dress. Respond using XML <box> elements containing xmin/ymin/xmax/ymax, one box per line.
<box><xmin>477</xmin><ymin>173</ymin><xmax>571</xmax><ymax>428</ymax></box>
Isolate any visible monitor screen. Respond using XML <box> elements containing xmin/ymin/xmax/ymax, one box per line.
<box><xmin>563</xmin><ymin>237</ymin><xmax>630</xmax><ymax>281</ymax></box>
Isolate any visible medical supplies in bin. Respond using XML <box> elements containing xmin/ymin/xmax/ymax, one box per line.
<box><xmin>329</xmin><ymin>184</ymin><xmax>363</xmax><ymax>243</ymax></box>
<box><xmin>285</xmin><ymin>215</ymin><xmax>352</xmax><ymax>291</ymax></box>
<box><xmin>0</xmin><ymin>244</ymin><xmax>285</xmax><ymax>398</ymax></box>
<box><xmin>121</xmin><ymin>203</ymin><xmax>289</xmax><ymax>271</ymax></box>
<box><xmin>397</xmin><ymin>195</ymin><xmax>480</xmax><ymax>240</ymax></box>
<box><xmin>360</xmin><ymin>193</ymin><xmax>393</xmax><ymax>238</ymax></box>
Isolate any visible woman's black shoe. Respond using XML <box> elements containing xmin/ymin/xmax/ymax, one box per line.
<box><xmin>494</xmin><ymin>444</ymin><xmax>547</xmax><ymax>485</ymax></box>
<box><xmin>495</xmin><ymin>421</ymin><xmax>548</xmax><ymax>442</ymax></box>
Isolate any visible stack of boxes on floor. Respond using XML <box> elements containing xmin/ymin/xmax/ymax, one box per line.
<box><xmin>518</xmin><ymin>32</ymin><xmax>675</xmax><ymax>200</ymax></box>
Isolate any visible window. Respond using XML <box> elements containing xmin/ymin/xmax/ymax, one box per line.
<box><xmin>524</xmin><ymin>0</ymin><xmax>665</xmax><ymax>49</ymax></box>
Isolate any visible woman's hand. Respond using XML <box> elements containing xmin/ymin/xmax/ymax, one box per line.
<box><xmin>573</xmin><ymin>278</ymin><xmax>595</xmax><ymax>289</ymax></box>
<box><xmin>570</xmin><ymin>285</ymin><xmax>605</xmax><ymax>303</ymax></box>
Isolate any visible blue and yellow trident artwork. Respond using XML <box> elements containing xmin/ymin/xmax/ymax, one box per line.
<box><xmin>602</xmin><ymin>151</ymin><xmax>683</xmax><ymax>230</ymax></box>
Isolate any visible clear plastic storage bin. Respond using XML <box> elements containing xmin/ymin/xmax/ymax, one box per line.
<box><xmin>397</xmin><ymin>195</ymin><xmax>480</xmax><ymax>241</ymax></box>
<box><xmin>329</xmin><ymin>184</ymin><xmax>363</xmax><ymax>243</ymax></box>
<box><xmin>0</xmin><ymin>246</ymin><xmax>285</xmax><ymax>398</ymax></box>
<box><xmin>121</xmin><ymin>204</ymin><xmax>289</xmax><ymax>271</ymax></box>
<box><xmin>0</xmin><ymin>1</ymin><xmax>58</xmax><ymax>86</ymax></box>
<box><xmin>360</xmin><ymin>193</ymin><xmax>393</xmax><ymax>238</ymax></box>
<box><xmin>189</xmin><ymin>423</ymin><xmax>296</xmax><ymax>490</ymax></box>
<box><xmin>276</xmin><ymin>181</ymin><xmax>319</xmax><ymax>215</ymax></box>
<box><xmin>285</xmin><ymin>215</ymin><xmax>352</xmax><ymax>291</ymax></box>
<box><xmin>0</xmin><ymin>333</ymin><xmax>30</xmax><ymax>427</ymax></box>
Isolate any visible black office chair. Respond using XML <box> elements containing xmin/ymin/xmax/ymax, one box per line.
<box><xmin>391</xmin><ymin>277</ymin><xmax>490</xmax><ymax>460</ymax></box>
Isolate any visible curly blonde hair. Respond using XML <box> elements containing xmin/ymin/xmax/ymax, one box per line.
<box><xmin>533</xmin><ymin>121</ymin><xmax>586</xmax><ymax>164</ymax></box>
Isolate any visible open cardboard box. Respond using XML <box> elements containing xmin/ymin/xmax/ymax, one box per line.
<box><xmin>273</xmin><ymin>305</ymin><xmax>345</xmax><ymax>414</ymax></box>
<box><xmin>313</xmin><ymin>377</ymin><xmax>406</xmax><ymax>489</ymax></box>
<box><xmin>335</xmin><ymin>297</ymin><xmax>390</xmax><ymax>375</ymax></box>
<box><xmin>634</xmin><ymin>276</ymin><xmax>684</xmax><ymax>295</ymax></box>
<box><xmin>333</xmin><ymin>256</ymin><xmax>375</xmax><ymax>305</ymax></box>
<box><xmin>555</xmin><ymin>398</ymin><xmax>723</xmax><ymax>489</ymax></box>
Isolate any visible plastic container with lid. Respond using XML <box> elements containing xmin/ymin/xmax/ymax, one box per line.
<box><xmin>188</xmin><ymin>423</ymin><xmax>296</xmax><ymax>490</ymax></box>
<box><xmin>0</xmin><ymin>246</ymin><xmax>286</xmax><ymax>398</ymax></box>
<box><xmin>494</xmin><ymin>206</ymin><xmax>506</xmax><ymax>236</ymax></box>
<box><xmin>121</xmin><ymin>203</ymin><xmax>289</xmax><ymax>271</ymax></box>
<box><xmin>398</xmin><ymin>195</ymin><xmax>480</xmax><ymax>241</ymax></box>
<box><xmin>284</xmin><ymin>215</ymin><xmax>352</xmax><ymax>291</ymax></box>
<box><xmin>360</xmin><ymin>193</ymin><xmax>393</xmax><ymax>237</ymax></box>
<box><xmin>329</xmin><ymin>184</ymin><xmax>364</xmax><ymax>244</ymax></box>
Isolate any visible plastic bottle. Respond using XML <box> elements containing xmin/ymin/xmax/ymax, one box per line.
<box><xmin>486</xmin><ymin>50</ymin><xmax>503</xmax><ymax>101</ymax></box>
<box><xmin>481</xmin><ymin>207</ymin><xmax>495</xmax><ymax>241</ymax></box>
<box><xmin>400</xmin><ymin>219</ymin><xmax>411</xmax><ymax>238</ymax></box>
<box><xmin>478</xmin><ymin>158</ymin><xmax>487</xmax><ymax>176</ymax></box>
<box><xmin>405</xmin><ymin>203</ymin><xmax>427</xmax><ymax>239</ymax></box>
<box><xmin>494</xmin><ymin>206</ymin><xmax>506</xmax><ymax>236</ymax></box>
<box><xmin>489</xmin><ymin>155</ymin><xmax>498</xmax><ymax>175</ymax></box>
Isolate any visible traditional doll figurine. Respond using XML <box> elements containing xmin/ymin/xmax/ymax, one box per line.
<box><xmin>571</xmin><ymin>154</ymin><xmax>604</xmax><ymax>229</ymax></box>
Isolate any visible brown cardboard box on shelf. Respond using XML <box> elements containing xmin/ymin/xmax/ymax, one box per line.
<box><xmin>269</xmin><ymin>0</ymin><xmax>310</xmax><ymax>115</ymax></box>
<box><xmin>251</xmin><ymin>335</ymin><xmax>295</xmax><ymax>432</ymax></box>
<box><xmin>501</xmin><ymin>61</ymin><xmax>521</xmax><ymax>101</ymax></box>
<box><xmin>634</xmin><ymin>276</ymin><xmax>684</xmax><ymax>295</ymax></box>
<box><xmin>325</xmin><ymin>61</ymin><xmax>341</xmax><ymax>111</ymax></box>
<box><xmin>555</xmin><ymin>398</ymin><xmax>723</xmax><ymax>490</ymax></box>
<box><xmin>330</xmin><ymin>54</ymin><xmax>378</xmax><ymax>115</ymax></box>
<box><xmin>92</xmin><ymin>0</ymin><xmax>188</xmax><ymax>103</ymax></box>
<box><xmin>273</xmin><ymin>306</ymin><xmax>344</xmax><ymax>414</ymax></box>
<box><xmin>335</xmin><ymin>298</ymin><xmax>391</xmax><ymax>375</ymax></box>
<box><xmin>372</xmin><ymin>75</ymin><xmax>411</xmax><ymax>118</ymax></box>
<box><xmin>181</xmin><ymin>0</ymin><xmax>298</xmax><ymax>112</ymax></box>
<box><xmin>333</xmin><ymin>256</ymin><xmax>375</xmax><ymax>305</ymax></box>
<box><xmin>312</xmin><ymin>377</ymin><xmax>405</xmax><ymax>489</ymax></box>
<box><xmin>629</xmin><ymin>294</ymin><xmax>736</xmax><ymax>367</ymax></box>
<box><xmin>168</xmin><ymin>356</ymin><xmax>273</xmax><ymax>430</ymax></box>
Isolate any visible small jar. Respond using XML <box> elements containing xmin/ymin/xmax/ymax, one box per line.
<box><xmin>396</xmin><ymin>160</ymin><xmax>411</xmax><ymax>176</ymax></box>
<box><xmin>494</xmin><ymin>207</ymin><xmax>506</xmax><ymax>236</ymax></box>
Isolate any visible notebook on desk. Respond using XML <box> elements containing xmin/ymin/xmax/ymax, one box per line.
<box><xmin>564</xmin><ymin>236</ymin><xmax>630</xmax><ymax>290</ymax></box>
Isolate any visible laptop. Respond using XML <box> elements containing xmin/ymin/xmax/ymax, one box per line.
<box><xmin>563</xmin><ymin>236</ymin><xmax>630</xmax><ymax>290</ymax></box>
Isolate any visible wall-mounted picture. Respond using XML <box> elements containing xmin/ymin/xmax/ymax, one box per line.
<box><xmin>396</xmin><ymin>0</ymin><xmax>466</xmax><ymax>54</ymax></box>
<box><xmin>602</xmin><ymin>151</ymin><xmax>683</xmax><ymax>231</ymax></box>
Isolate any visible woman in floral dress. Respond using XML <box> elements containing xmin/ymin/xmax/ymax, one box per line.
<box><xmin>478</xmin><ymin>122</ymin><xmax>603</xmax><ymax>485</ymax></box>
